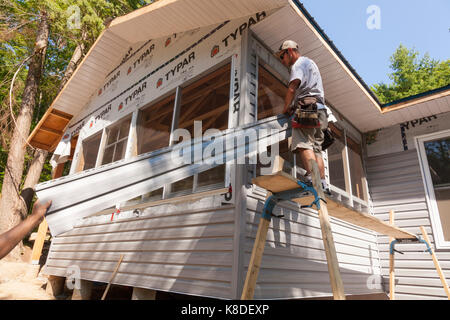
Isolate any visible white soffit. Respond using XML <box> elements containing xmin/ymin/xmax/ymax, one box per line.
<box><xmin>49</xmin><ymin>0</ymin><xmax>288</xmax><ymax>119</ymax></box>
<box><xmin>109</xmin><ymin>0</ymin><xmax>288</xmax><ymax>42</ymax></box>
<box><xmin>51</xmin><ymin>29</ymin><xmax>131</xmax><ymax>116</ymax></box>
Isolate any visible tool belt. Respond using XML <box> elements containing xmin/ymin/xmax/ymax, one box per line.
<box><xmin>292</xmin><ymin>96</ymin><xmax>321</xmax><ymax>129</ymax></box>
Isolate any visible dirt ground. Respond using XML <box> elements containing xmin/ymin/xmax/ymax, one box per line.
<box><xmin>0</xmin><ymin>245</ymin><xmax>54</xmax><ymax>300</ymax></box>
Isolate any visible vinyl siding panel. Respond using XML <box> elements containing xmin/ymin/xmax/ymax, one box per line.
<box><xmin>44</xmin><ymin>197</ymin><xmax>236</xmax><ymax>299</ymax></box>
<box><xmin>367</xmin><ymin>149</ymin><xmax>450</xmax><ymax>300</ymax></box>
<box><xmin>243</xmin><ymin>189</ymin><xmax>383</xmax><ymax>299</ymax></box>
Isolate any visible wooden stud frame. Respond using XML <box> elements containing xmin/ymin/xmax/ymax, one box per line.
<box><xmin>342</xmin><ymin>128</ymin><xmax>354</xmax><ymax>208</ymax></box>
<box><xmin>162</xmin><ymin>86</ymin><xmax>182</xmax><ymax>199</ymax></box>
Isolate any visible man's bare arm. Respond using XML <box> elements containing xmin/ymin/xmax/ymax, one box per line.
<box><xmin>283</xmin><ymin>79</ymin><xmax>300</xmax><ymax>114</ymax></box>
<box><xmin>0</xmin><ymin>199</ymin><xmax>51</xmax><ymax>259</ymax></box>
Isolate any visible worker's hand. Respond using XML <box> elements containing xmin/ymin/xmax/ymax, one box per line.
<box><xmin>283</xmin><ymin>106</ymin><xmax>293</xmax><ymax>117</ymax></box>
<box><xmin>30</xmin><ymin>199</ymin><xmax>52</xmax><ymax>224</ymax></box>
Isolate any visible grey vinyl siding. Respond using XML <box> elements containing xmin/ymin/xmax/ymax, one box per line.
<box><xmin>367</xmin><ymin>149</ymin><xmax>450</xmax><ymax>300</ymax></box>
<box><xmin>44</xmin><ymin>197</ymin><xmax>236</xmax><ymax>299</ymax></box>
<box><xmin>243</xmin><ymin>187</ymin><xmax>384</xmax><ymax>299</ymax></box>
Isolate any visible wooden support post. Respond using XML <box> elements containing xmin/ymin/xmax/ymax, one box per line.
<box><xmin>241</xmin><ymin>193</ymin><xmax>271</xmax><ymax>300</ymax></box>
<box><xmin>72</xmin><ymin>279</ymin><xmax>93</xmax><ymax>300</ymax></box>
<box><xmin>131</xmin><ymin>287</ymin><xmax>157</xmax><ymax>300</ymax></box>
<box><xmin>241</xmin><ymin>155</ymin><xmax>285</xmax><ymax>300</ymax></box>
<box><xmin>420</xmin><ymin>226</ymin><xmax>450</xmax><ymax>299</ymax></box>
<box><xmin>101</xmin><ymin>254</ymin><xmax>124</xmax><ymax>300</ymax></box>
<box><xmin>389</xmin><ymin>210</ymin><xmax>395</xmax><ymax>300</ymax></box>
<box><xmin>30</xmin><ymin>218</ymin><xmax>48</xmax><ymax>265</ymax></box>
<box><xmin>309</xmin><ymin>159</ymin><xmax>345</xmax><ymax>300</ymax></box>
<box><xmin>46</xmin><ymin>275</ymin><xmax>65</xmax><ymax>297</ymax></box>
<box><xmin>271</xmin><ymin>155</ymin><xmax>285</xmax><ymax>174</ymax></box>
<box><xmin>30</xmin><ymin>162</ymin><xmax>64</xmax><ymax>265</ymax></box>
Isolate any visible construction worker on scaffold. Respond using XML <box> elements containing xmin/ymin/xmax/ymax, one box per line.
<box><xmin>277</xmin><ymin>40</ymin><xmax>334</xmax><ymax>194</ymax></box>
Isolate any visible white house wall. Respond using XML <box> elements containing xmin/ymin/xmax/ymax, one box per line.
<box><xmin>44</xmin><ymin>196</ymin><xmax>237</xmax><ymax>299</ymax></box>
<box><xmin>366</xmin><ymin>111</ymin><xmax>450</xmax><ymax>158</ymax></box>
<box><xmin>366</xmin><ymin>111</ymin><xmax>450</xmax><ymax>299</ymax></box>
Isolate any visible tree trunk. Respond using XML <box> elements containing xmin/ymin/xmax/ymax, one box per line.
<box><xmin>22</xmin><ymin>148</ymin><xmax>48</xmax><ymax>193</ymax></box>
<box><xmin>0</xmin><ymin>10</ymin><xmax>49</xmax><ymax>260</ymax></box>
<box><xmin>17</xmin><ymin>36</ymin><xmax>86</xmax><ymax>211</ymax></box>
<box><xmin>20</xmin><ymin>38</ymin><xmax>86</xmax><ymax>196</ymax></box>
<box><xmin>6</xmin><ymin>32</ymin><xmax>88</xmax><ymax>259</ymax></box>
<box><xmin>60</xmin><ymin>39</ymin><xmax>85</xmax><ymax>89</ymax></box>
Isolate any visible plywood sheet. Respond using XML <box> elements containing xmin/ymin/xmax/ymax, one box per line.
<box><xmin>252</xmin><ymin>171</ymin><xmax>300</xmax><ymax>193</ymax></box>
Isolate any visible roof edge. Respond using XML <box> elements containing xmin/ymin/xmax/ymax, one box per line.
<box><xmin>381</xmin><ymin>84</ymin><xmax>450</xmax><ymax>108</ymax></box>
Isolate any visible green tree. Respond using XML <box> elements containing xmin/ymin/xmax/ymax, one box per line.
<box><xmin>372</xmin><ymin>44</ymin><xmax>450</xmax><ymax>104</ymax></box>
<box><xmin>0</xmin><ymin>0</ymin><xmax>152</xmax><ymax>260</ymax></box>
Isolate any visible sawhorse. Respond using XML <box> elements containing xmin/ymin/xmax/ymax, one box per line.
<box><xmin>241</xmin><ymin>159</ymin><xmax>346</xmax><ymax>300</ymax></box>
<box><xmin>389</xmin><ymin>210</ymin><xmax>450</xmax><ymax>300</ymax></box>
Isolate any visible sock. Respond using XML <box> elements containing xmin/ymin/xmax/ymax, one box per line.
<box><xmin>321</xmin><ymin>179</ymin><xmax>329</xmax><ymax>190</ymax></box>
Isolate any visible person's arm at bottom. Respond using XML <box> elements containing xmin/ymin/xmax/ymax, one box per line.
<box><xmin>0</xmin><ymin>199</ymin><xmax>51</xmax><ymax>259</ymax></box>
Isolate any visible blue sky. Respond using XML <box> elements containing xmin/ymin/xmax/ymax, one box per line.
<box><xmin>300</xmin><ymin>0</ymin><xmax>450</xmax><ymax>87</ymax></box>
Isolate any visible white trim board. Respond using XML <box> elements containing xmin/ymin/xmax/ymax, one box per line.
<box><xmin>415</xmin><ymin>129</ymin><xmax>450</xmax><ymax>250</ymax></box>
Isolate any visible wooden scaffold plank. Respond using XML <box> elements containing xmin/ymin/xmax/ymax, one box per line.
<box><xmin>252</xmin><ymin>171</ymin><xmax>416</xmax><ymax>240</ymax></box>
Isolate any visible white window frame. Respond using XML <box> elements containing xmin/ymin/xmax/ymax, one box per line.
<box><xmin>164</xmin><ymin>60</ymin><xmax>233</xmax><ymax>198</ymax></box>
<box><xmin>415</xmin><ymin>129</ymin><xmax>450</xmax><ymax>249</ymax></box>
<box><xmin>325</xmin><ymin>123</ymin><xmax>370</xmax><ymax>210</ymax></box>
<box><xmin>100</xmin><ymin>116</ymin><xmax>132</xmax><ymax>166</ymax></box>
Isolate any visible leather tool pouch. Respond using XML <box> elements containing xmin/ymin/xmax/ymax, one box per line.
<box><xmin>292</xmin><ymin>96</ymin><xmax>320</xmax><ymax>128</ymax></box>
<box><xmin>321</xmin><ymin>127</ymin><xmax>335</xmax><ymax>151</ymax></box>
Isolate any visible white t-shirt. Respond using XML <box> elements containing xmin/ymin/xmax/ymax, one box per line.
<box><xmin>289</xmin><ymin>56</ymin><xmax>326</xmax><ymax>109</ymax></box>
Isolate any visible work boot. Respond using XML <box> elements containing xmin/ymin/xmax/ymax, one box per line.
<box><xmin>303</xmin><ymin>173</ymin><xmax>313</xmax><ymax>187</ymax></box>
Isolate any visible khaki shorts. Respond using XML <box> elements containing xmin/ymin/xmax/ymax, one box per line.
<box><xmin>291</xmin><ymin>109</ymin><xmax>328</xmax><ymax>156</ymax></box>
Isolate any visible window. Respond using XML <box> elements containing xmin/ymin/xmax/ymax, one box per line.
<box><xmin>172</xmin><ymin>63</ymin><xmax>231</xmax><ymax>194</ymax></box>
<box><xmin>81</xmin><ymin>132</ymin><xmax>102</xmax><ymax>170</ymax></box>
<box><xmin>347</xmin><ymin>136</ymin><xmax>367</xmax><ymax>201</ymax></box>
<box><xmin>257</xmin><ymin>64</ymin><xmax>287</xmax><ymax>120</ymax></box>
<box><xmin>323</xmin><ymin>123</ymin><xmax>368</xmax><ymax>207</ymax></box>
<box><xmin>178</xmin><ymin>63</ymin><xmax>230</xmax><ymax>134</ymax></box>
<box><xmin>101</xmin><ymin>117</ymin><xmax>131</xmax><ymax>165</ymax></box>
<box><xmin>416</xmin><ymin>130</ymin><xmax>450</xmax><ymax>248</ymax></box>
<box><xmin>137</xmin><ymin>93</ymin><xmax>175</xmax><ymax>155</ymax></box>
<box><xmin>136</xmin><ymin>94</ymin><xmax>176</xmax><ymax>201</ymax></box>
